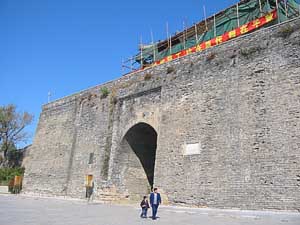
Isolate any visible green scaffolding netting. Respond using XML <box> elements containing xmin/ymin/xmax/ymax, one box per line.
<box><xmin>135</xmin><ymin>0</ymin><xmax>300</xmax><ymax>65</ymax></box>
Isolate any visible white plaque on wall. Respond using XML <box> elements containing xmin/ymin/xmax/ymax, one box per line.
<box><xmin>183</xmin><ymin>143</ymin><xmax>201</xmax><ymax>156</ymax></box>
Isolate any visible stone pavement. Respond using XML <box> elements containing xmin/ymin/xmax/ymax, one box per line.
<box><xmin>0</xmin><ymin>195</ymin><xmax>299</xmax><ymax>225</ymax></box>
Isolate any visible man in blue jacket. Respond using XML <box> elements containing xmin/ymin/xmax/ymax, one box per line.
<box><xmin>149</xmin><ymin>188</ymin><xmax>161</xmax><ymax>220</ymax></box>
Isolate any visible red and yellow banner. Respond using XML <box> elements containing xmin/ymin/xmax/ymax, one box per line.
<box><xmin>151</xmin><ymin>10</ymin><xmax>277</xmax><ymax>67</ymax></box>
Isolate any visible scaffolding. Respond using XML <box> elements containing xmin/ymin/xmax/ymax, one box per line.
<box><xmin>122</xmin><ymin>0</ymin><xmax>300</xmax><ymax>74</ymax></box>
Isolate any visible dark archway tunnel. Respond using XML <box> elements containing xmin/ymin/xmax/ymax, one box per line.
<box><xmin>123</xmin><ymin>122</ymin><xmax>157</xmax><ymax>189</ymax></box>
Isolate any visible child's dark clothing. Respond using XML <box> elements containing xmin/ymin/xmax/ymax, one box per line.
<box><xmin>140</xmin><ymin>199</ymin><xmax>150</xmax><ymax>218</ymax></box>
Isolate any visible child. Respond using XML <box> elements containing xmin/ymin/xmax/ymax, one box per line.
<box><xmin>140</xmin><ymin>196</ymin><xmax>150</xmax><ymax>218</ymax></box>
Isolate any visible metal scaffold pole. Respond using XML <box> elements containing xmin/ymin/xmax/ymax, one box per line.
<box><xmin>213</xmin><ymin>14</ymin><xmax>217</xmax><ymax>37</ymax></box>
<box><xmin>166</xmin><ymin>22</ymin><xmax>172</xmax><ymax>54</ymax></box>
<box><xmin>169</xmin><ymin>36</ymin><xmax>172</xmax><ymax>55</ymax></box>
<box><xmin>258</xmin><ymin>0</ymin><xmax>263</xmax><ymax>16</ymax></box>
<box><xmin>194</xmin><ymin>24</ymin><xmax>198</xmax><ymax>43</ymax></box>
<box><xmin>150</xmin><ymin>29</ymin><xmax>156</xmax><ymax>62</ymax></box>
<box><xmin>236</xmin><ymin>3</ymin><xmax>240</xmax><ymax>27</ymax></box>
<box><xmin>130</xmin><ymin>57</ymin><xmax>133</xmax><ymax>71</ymax></box>
<box><xmin>48</xmin><ymin>91</ymin><xmax>51</xmax><ymax>103</ymax></box>
<box><xmin>285</xmin><ymin>0</ymin><xmax>288</xmax><ymax>18</ymax></box>
<box><xmin>276</xmin><ymin>0</ymin><xmax>280</xmax><ymax>23</ymax></box>
<box><xmin>183</xmin><ymin>21</ymin><xmax>186</xmax><ymax>49</ymax></box>
<box><xmin>203</xmin><ymin>5</ymin><xmax>208</xmax><ymax>30</ymax></box>
<box><xmin>140</xmin><ymin>36</ymin><xmax>143</xmax><ymax>68</ymax></box>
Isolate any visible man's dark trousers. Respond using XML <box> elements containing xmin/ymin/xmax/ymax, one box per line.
<box><xmin>150</xmin><ymin>192</ymin><xmax>161</xmax><ymax>219</ymax></box>
<box><xmin>151</xmin><ymin>204</ymin><xmax>159</xmax><ymax>219</ymax></box>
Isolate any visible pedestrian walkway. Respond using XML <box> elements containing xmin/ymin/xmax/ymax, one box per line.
<box><xmin>0</xmin><ymin>195</ymin><xmax>299</xmax><ymax>225</ymax></box>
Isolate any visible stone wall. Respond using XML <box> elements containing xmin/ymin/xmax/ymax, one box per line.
<box><xmin>23</xmin><ymin>18</ymin><xmax>300</xmax><ymax>211</ymax></box>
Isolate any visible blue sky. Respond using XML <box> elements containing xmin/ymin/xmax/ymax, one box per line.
<box><xmin>0</xmin><ymin>0</ymin><xmax>238</xmax><ymax>145</ymax></box>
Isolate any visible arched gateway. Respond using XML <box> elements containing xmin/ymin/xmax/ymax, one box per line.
<box><xmin>116</xmin><ymin>122</ymin><xmax>157</xmax><ymax>199</ymax></box>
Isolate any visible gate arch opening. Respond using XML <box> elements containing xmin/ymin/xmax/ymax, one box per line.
<box><xmin>120</xmin><ymin>122</ymin><xmax>157</xmax><ymax>197</ymax></box>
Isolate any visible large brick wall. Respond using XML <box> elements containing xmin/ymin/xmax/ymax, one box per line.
<box><xmin>23</xmin><ymin>18</ymin><xmax>300</xmax><ymax>211</ymax></box>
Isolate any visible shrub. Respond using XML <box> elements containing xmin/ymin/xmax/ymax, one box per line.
<box><xmin>277</xmin><ymin>25</ymin><xmax>294</xmax><ymax>38</ymax></box>
<box><xmin>167</xmin><ymin>66</ymin><xmax>176</xmax><ymax>74</ymax></box>
<box><xmin>144</xmin><ymin>73</ymin><xmax>152</xmax><ymax>81</ymax></box>
<box><xmin>100</xmin><ymin>87</ymin><xmax>110</xmax><ymax>98</ymax></box>
<box><xmin>239</xmin><ymin>46</ymin><xmax>261</xmax><ymax>58</ymax></box>
<box><xmin>206</xmin><ymin>52</ymin><xmax>216</xmax><ymax>61</ymax></box>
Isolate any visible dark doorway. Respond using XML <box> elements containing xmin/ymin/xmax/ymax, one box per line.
<box><xmin>119</xmin><ymin>123</ymin><xmax>157</xmax><ymax>197</ymax></box>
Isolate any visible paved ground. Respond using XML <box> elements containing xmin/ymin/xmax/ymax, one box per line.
<box><xmin>0</xmin><ymin>195</ymin><xmax>300</xmax><ymax>225</ymax></box>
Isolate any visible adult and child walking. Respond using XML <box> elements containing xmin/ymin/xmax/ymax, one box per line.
<box><xmin>140</xmin><ymin>188</ymin><xmax>161</xmax><ymax>220</ymax></box>
<box><xmin>85</xmin><ymin>181</ymin><xmax>161</xmax><ymax>219</ymax></box>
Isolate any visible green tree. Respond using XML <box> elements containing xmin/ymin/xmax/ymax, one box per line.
<box><xmin>0</xmin><ymin>104</ymin><xmax>33</xmax><ymax>166</ymax></box>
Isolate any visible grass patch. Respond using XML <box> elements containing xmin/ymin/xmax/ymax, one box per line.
<box><xmin>167</xmin><ymin>66</ymin><xmax>176</xmax><ymax>74</ymax></box>
<box><xmin>239</xmin><ymin>46</ymin><xmax>261</xmax><ymax>58</ymax></box>
<box><xmin>206</xmin><ymin>52</ymin><xmax>216</xmax><ymax>62</ymax></box>
<box><xmin>144</xmin><ymin>73</ymin><xmax>152</xmax><ymax>81</ymax></box>
<box><xmin>100</xmin><ymin>87</ymin><xmax>110</xmax><ymax>99</ymax></box>
<box><xmin>277</xmin><ymin>25</ymin><xmax>294</xmax><ymax>38</ymax></box>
